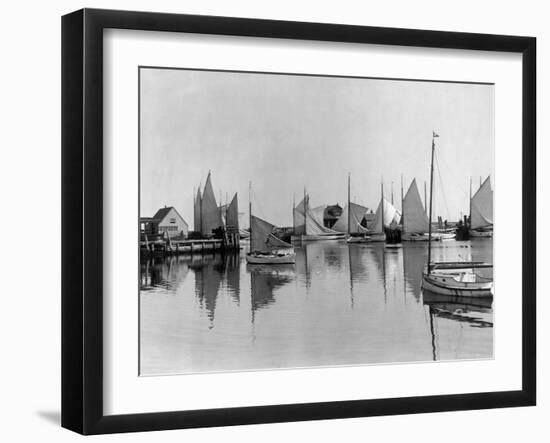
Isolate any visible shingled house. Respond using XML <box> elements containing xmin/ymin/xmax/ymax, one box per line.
<box><xmin>140</xmin><ymin>206</ymin><xmax>189</xmax><ymax>239</ymax></box>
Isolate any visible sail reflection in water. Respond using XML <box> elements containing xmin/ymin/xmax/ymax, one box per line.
<box><xmin>140</xmin><ymin>239</ymin><xmax>493</xmax><ymax>375</ymax></box>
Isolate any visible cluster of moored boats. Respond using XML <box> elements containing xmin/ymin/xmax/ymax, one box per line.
<box><xmin>192</xmin><ymin>132</ymin><xmax>494</xmax><ymax>298</ymax></box>
<box><xmin>244</xmin><ymin>132</ymin><xmax>493</xmax><ymax>298</ymax></box>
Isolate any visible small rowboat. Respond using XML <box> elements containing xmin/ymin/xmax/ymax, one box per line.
<box><xmin>347</xmin><ymin>235</ymin><xmax>371</xmax><ymax>244</ymax></box>
<box><xmin>292</xmin><ymin>233</ymin><xmax>346</xmax><ymax>242</ymax></box>
<box><xmin>469</xmin><ymin>229</ymin><xmax>493</xmax><ymax>238</ymax></box>
<box><xmin>246</xmin><ymin>250</ymin><xmax>296</xmax><ymax>265</ymax></box>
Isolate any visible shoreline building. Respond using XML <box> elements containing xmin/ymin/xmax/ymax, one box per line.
<box><xmin>140</xmin><ymin>206</ymin><xmax>189</xmax><ymax>239</ymax></box>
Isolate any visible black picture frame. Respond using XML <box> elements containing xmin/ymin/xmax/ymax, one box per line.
<box><xmin>62</xmin><ymin>8</ymin><xmax>536</xmax><ymax>435</ymax></box>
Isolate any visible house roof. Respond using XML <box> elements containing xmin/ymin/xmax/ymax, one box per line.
<box><xmin>151</xmin><ymin>206</ymin><xmax>188</xmax><ymax>226</ymax></box>
<box><xmin>152</xmin><ymin>206</ymin><xmax>174</xmax><ymax>222</ymax></box>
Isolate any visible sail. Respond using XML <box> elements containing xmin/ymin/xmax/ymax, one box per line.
<box><xmin>471</xmin><ymin>176</ymin><xmax>493</xmax><ymax>229</ymax></box>
<box><xmin>403</xmin><ymin>179</ymin><xmax>430</xmax><ymax>233</ymax></box>
<box><xmin>392</xmin><ymin>209</ymin><xmax>402</xmax><ymax>226</ymax></box>
<box><xmin>369</xmin><ymin>198</ymin><xmax>399</xmax><ymax>233</ymax></box>
<box><xmin>294</xmin><ymin>197</ymin><xmax>341</xmax><ymax>235</ymax></box>
<box><xmin>226</xmin><ymin>193</ymin><xmax>239</xmax><ymax>231</ymax></box>
<box><xmin>238</xmin><ymin>211</ymin><xmax>250</xmax><ymax>237</ymax></box>
<box><xmin>193</xmin><ymin>188</ymin><xmax>202</xmax><ymax>232</ymax></box>
<box><xmin>293</xmin><ymin>198</ymin><xmax>306</xmax><ymax>235</ymax></box>
<box><xmin>332</xmin><ymin>202</ymin><xmax>369</xmax><ymax>234</ymax></box>
<box><xmin>250</xmin><ymin>215</ymin><xmax>293</xmax><ymax>252</ymax></box>
<box><xmin>200</xmin><ymin>172</ymin><xmax>223</xmax><ymax>236</ymax></box>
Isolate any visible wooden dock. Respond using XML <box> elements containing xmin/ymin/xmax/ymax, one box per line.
<box><xmin>140</xmin><ymin>232</ymin><xmax>239</xmax><ymax>258</ymax></box>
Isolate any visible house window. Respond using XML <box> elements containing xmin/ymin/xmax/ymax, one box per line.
<box><xmin>170</xmin><ymin>218</ymin><xmax>176</xmax><ymax>224</ymax></box>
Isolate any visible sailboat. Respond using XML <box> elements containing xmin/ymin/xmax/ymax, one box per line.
<box><xmin>367</xmin><ymin>182</ymin><xmax>400</xmax><ymax>242</ymax></box>
<box><xmin>421</xmin><ymin>132</ymin><xmax>493</xmax><ymax>298</ymax></box>
<box><xmin>292</xmin><ymin>190</ymin><xmax>346</xmax><ymax>242</ymax></box>
<box><xmin>246</xmin><ymin>185</ymin><xmax>296</xmax><ymax>265</ymax></box>
<box><xmin>469</xmin><ymin>176</ymin><xmax>493</xmax><ymax>237</ymax></box>
<box><xmin>332</xmin><ymin>174</ymin><xmax>371</xmax><ymax>243</ymax></box>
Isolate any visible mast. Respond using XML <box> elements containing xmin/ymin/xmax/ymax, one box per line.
<box><xmin>249</xmin><ymin>181</ymin><xmax>253</xmax><ymax>251</ymax></box>
<box><xmin>400</xmin><ymin>174</ymin><xmax>404</xmax><ymax>232</ymax></box>
<box><xmin>292</xmin><ymin>193</ymin><xmax>296</xmax><ymax>231</ymax></box>
<box><xmin>469</xmin><ymin>176</ymin><xmax>473</xmax><ymax>227</ymax></box>
<box><xmin>424</xmin><ymin>181</ymin><xmax>427</xmax><ymax>215</ymax></box>
<box><xmin>381</xmin><ymin>179</ymin><xmax>385</xmax><ymax>233</ymax></box>
<box><xmin>427</xmin><ymin>132</ymin><xmax>438</xmax><ymax>273</ymax></box>
<box><xmin>347</xmin><ymin>173</ymin><xmax>351</xmax><ymax>235</ymax></box>
<box><xmin>303</xmin><ymin>187</ymin><xmax>307</xmax><ymax>236</ymax></box>
<box><xmin>391</xmin><ymin>181</ymin><xmax>394</xmax><ymax>205</ymax></box>
<box><xmin>199</xmin><ymin>181</ymin><xmax>203</xmax><ymax>235</ymax></box>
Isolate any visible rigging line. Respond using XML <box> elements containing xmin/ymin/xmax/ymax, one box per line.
<box><xmin>250</xmin><ymin>188</ymin><xmax>268</xmax><ymax>221</ymax></box>
<box><xmin>434</xmin><ymin>147</ymin><xmax>470</xmax><ymax>202</ymax></box>
<box><xmin>434</xmin><ymin>152</ymin><xmax>452</xmax><ymax>220</ymax></box>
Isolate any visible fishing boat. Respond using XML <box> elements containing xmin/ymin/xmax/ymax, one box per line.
<box><xmin>469</xmin><ymin>176</ymin><xmax>493</xmax><ymax>237</ymax></box>
<box><xmin>421</xmin><ymin>132</ymin><xmax>493</xmax><ymax>298</ymax></box>
<box><xmin>332</xmin><ymin>174</ymin><xmax>371</xmax><ymax>243</ymax></box>
<box><xmin>292</xmin><ymin>190</ymin><xmax>346</xmax><ymax>242</ymax></box>
<box><xmin>246</xmin><ymin>185</ymin><xmax>296</xmax><ymax>265</ymax></box>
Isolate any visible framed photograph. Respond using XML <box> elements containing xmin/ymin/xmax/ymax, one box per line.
<box><xmin>61</xmin><ymin>8</ymin><xmax>536</xmax><ymax>435</ymax></box>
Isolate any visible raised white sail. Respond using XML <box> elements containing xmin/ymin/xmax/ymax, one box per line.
<box><xmin>200</xmin><ymin>172</ymin><xmax>223</xmax><ymax>236</ymax></box>
<box><xmin>226</xmin><ymin>193</ymin><xmax>239</xmax><ymax>231</ymax></box>
<box><xmin>471</xmin><ymin>176</ymin><xmax>493</xmax><ymax>229</ymax></box>
<box><xmin>332</xmin><ymin>202</ymin><xmax>369</xmax><ymax>234</ymax></box>
<box><xmin>193</xmin><ymin>187</ymin><xmax>202</xmax><ymax>232</ymax></box>
<box><xmin>369</xmin><ymin>198</ymin><xmax>399</xmax><ymax>234</ymax></box>
<box><xmin>293</xmin><ymin>198</ymin><xmax>306</xmax><ymax>235</ymax></box>
<box><xmin>250</xmin><ymin>215</ymin><xmax>293</xmax><ymax>253</ymax></box>
<box><xmin>403</xmin><ymin>178</ymin><xmax>430</xmax><ymax>234</ymax></box>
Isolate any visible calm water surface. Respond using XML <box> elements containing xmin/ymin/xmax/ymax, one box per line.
<box><xmin>140</xmin><ymin>239</ymin><xmax>493</xmax><ymax>375</ymax></box>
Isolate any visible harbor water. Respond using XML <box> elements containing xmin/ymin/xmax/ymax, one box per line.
<box><xmin>139</xmin><ymin>239</ymin><xmax>493</xmax><ymax>376</ymax></box>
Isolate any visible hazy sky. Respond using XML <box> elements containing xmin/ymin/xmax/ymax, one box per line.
<box><xmin>140</xmin><ymin>67</ymin><xmax>494</xmax><ymax>227</ymax></box>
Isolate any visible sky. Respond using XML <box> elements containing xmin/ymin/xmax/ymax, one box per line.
<box><xmin>140</xmin><ymin>67</ymin><xmax>494</xmax><ymax>228</ymax></box>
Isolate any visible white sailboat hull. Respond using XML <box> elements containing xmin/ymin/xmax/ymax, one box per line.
<box><xmin>421</xmin><ymin>272</ymin><xmax>493</xmax><ymax>297</ymax></box>
<box><xmin>347</xmin><ymin>235</ymin><xmax>371</xmax><ymax>244</ymax></box>
<box><xmin>469</xmin><ymin>229</ymin><xmax>493</xmax><ymax>238</ymax></box>
<box><xmin>291</xmin><ymin>233</ymin><xmax>346</xmax><ymax>242</ymax></box>
<box><xmin>435</xmin><ymin>232</ymin><xmax>456</xmax><ymax>241</ymax></box>
<box><xmin>402</xmin><ymin>232</ymin><xmax>456</xmax><ymax>242</ymax></box>
<box><xmin>367</xmin><ymin>232</ymin><xmax>386</xmax><ymax>242</ymax></box>
<box><xmin>246</xmin><ymin>252</ymin><xmax>296</xmax><ymax>264</ymax></box>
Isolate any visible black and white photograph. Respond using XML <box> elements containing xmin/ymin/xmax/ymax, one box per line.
<box><xmin>138</xmin><ymin>67</ymin><xmax>494</xmax><ymax>376</ymax></box>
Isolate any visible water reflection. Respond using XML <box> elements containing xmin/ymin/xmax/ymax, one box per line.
<box><xmin>249</xmin><ymin>265</ymin><xmax>295</xmax><ymax>322</ymax></box>
<box><xmin>191</xmin><ymin>254</ymin><xmax>225</xmax><ymax>328</ymax></box>
<box><xmin>140</xmin><ymin>255</ymin><xmax>190</xmax><ymax>292</ymax></box>
<box><xmin>140</xmin><ymin>239</ymin><xmax>493</xmax><ymax>374</ymax></box>
<box><xmin>423</xmin><ymin>290</ymin><xmax>493</xmax><ymax>361</ymax></box>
